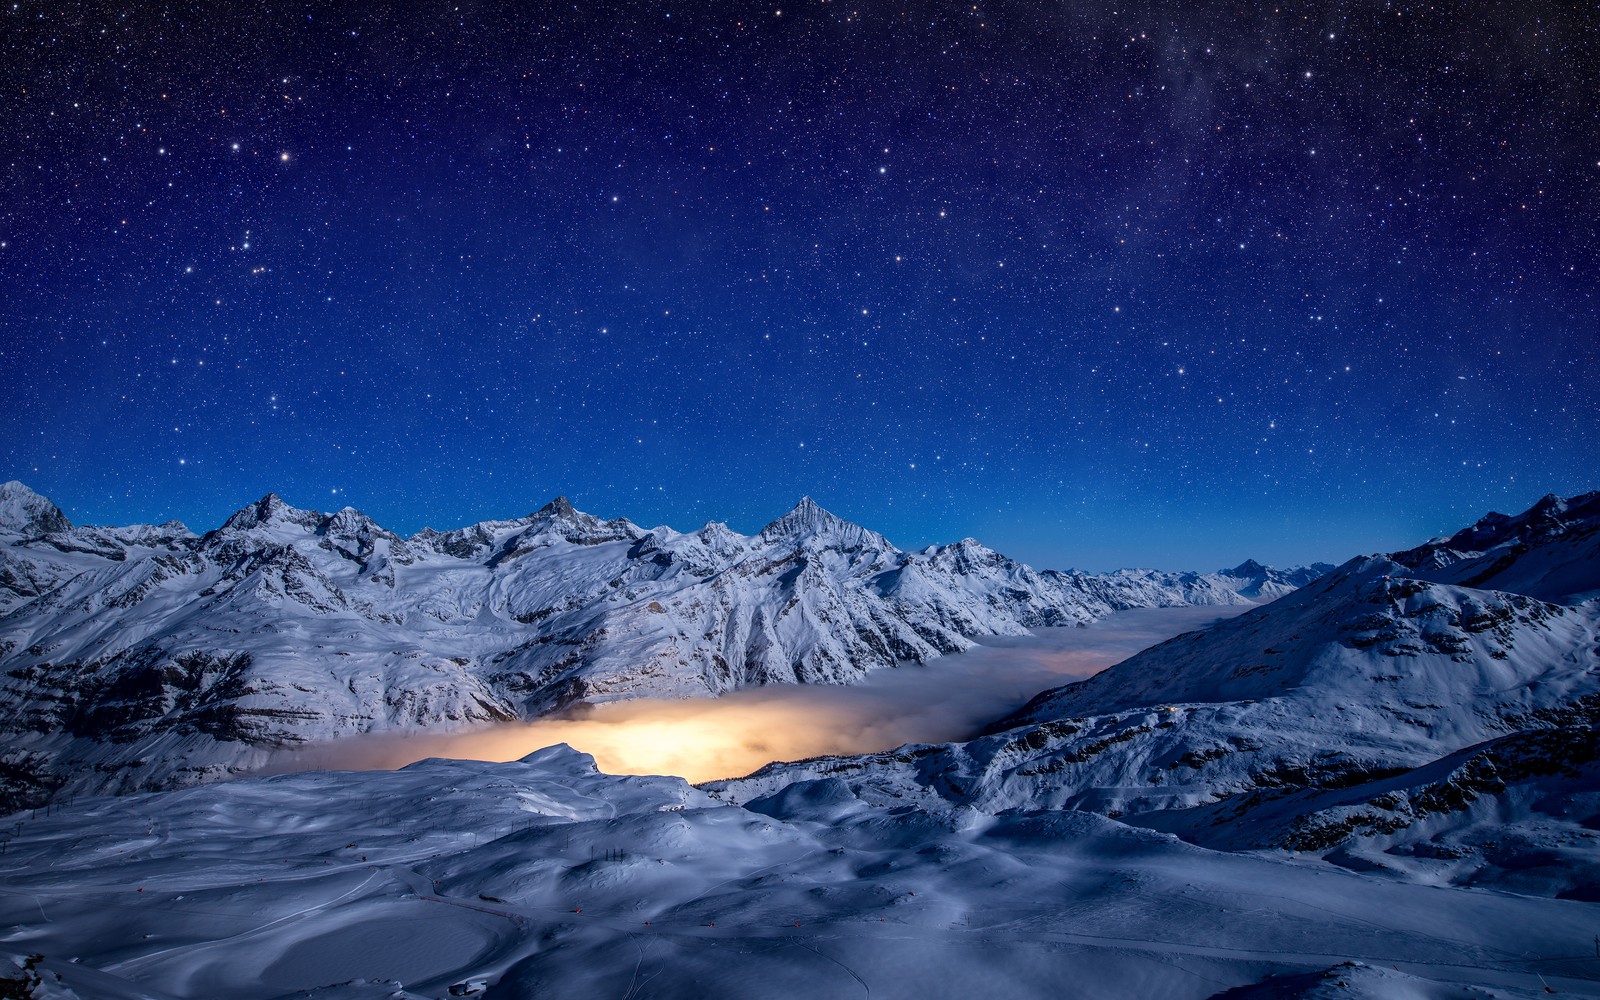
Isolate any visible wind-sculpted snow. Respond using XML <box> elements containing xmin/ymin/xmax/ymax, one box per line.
<box><xmin>0</xmin><ymin>487</ymin><xmax>1295</xmax><ymax>808</ymax></box>
<box><xmin>3</xmin><ymin>745</ymin><xmax>1595</xmax><ymax>999</ymax></box>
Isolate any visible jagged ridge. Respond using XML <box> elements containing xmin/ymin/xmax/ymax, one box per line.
<box><xmin>0</xmin><ymin>486</ymin><xmax>1307</xmax><ymax>807</ymax></box>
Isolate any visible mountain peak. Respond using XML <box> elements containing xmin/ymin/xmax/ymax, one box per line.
<box><xmin>696</xmin><ymin>519</ymin><xmax>740</xmax><ymax>542</ymax></box>
<box><xmin>1389</xmin><ymin>488</ymin><xmax>1600</xmax><ymax>602</ymax></box>
<box><xmin>1225</xmin><ymin>559</ymin><xmax>1269</xmax><ymax>577</ymax></box>
<box><xmin>511</xmin><ymin>496</ymin><xmax>643</xmax><ymax>548</ymax></box>
<box><xmin>0</xmin><ymin>481</ymin><xmax>71</xmax><ymax>535</ymax></box>
<box><xmin>535</xmin><ymin>496</ymin><xmax>579</xmax><ymax>520</ymax></box>
<box><xmin>319</xmin><ymin>505</ymin><xmax>395</xmax><ymax>540</ymax></box>
<box><xmin>789</xmin><ymin>496</ymin><xmax>829</xmax><ymax>522</ymax></box>
<box><xmin>759</xmin><ymin>497</ymin><xmax>891</xmax><ymax>551</ymax></box>
<box><xmin>760</xmin><ymin>496</ymin><xmax>838</xmax><ymax>537</ymax></box>
<box><xmin>219</xmin><ymin>492</ymin><xmax>322</xmax><ymax>533</ymax></box>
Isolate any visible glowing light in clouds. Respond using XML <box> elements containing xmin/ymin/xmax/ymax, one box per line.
<box><xmin>271</xmin><ymin>607</ymin><xmax>1243</xmax><ymax>783</ymax></box>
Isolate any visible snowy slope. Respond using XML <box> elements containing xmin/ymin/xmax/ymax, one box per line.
<box><xmin>0</xmin><ymin>486</ymin><xmax>1303</xmax><ymax>808</ymax></box>
<box><xmin>709</xmin><ymin>555</ymin><xmax>1600</xmax><ymax>872</ymax></box>
<box><xmin>708</xmin><ymin>492</ymin><xmax>1600</xmax><ymax>851</ymax></box>
<box><xmin>999</xmin><ymin>556</ymin><xmax>1594</xmax><ymax>737</ymax></box>
<box><xmin>0</xmin><ymin>746</ymin><xmax>1589</xmax><ymax>999</ymax></box>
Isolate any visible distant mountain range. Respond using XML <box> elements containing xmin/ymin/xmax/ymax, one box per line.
<box><xmin>0</xmin><ymin>482</ymin><xmax>1325</xmax><ymax>808</ymax></box>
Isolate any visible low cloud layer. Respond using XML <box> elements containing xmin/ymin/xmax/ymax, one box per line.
<box><xmin>269</xmin><ymin>606</ymin><xmax>1243</xmax><ymax>783</ymax></box>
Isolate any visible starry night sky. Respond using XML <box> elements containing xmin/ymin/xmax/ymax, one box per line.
<box><xmin>3</xmin><ymin>2</ymin><xmax>1596</xmax><ymax>571</ymax></box>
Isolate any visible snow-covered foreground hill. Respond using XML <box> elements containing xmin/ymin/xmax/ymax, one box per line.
<box><xmin>2</xmin><ymin>746</ymin><xmax>1593</xmax><ymax>1000</ymax></box>
<box><xmin>0</xmin><ymin>482</ymin><xmax>1318</xmax><ymax>808</ymax></box>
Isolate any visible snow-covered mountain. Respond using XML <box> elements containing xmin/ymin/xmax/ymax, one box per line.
<box><xmin>710</xmin><ymin>491</ymin><xmax>1600</xmax><ymax>876</ymax></box>
<box><xmin>1211</xmin><ymin>558</ymin><xmax>1336</xmax><ymax>601</ymax></box>
<box><xmin>0</xmin><ymin>483</ymin><xmax>1307</xmax><ymax>809</ymax></box>
<box><xmin>0</xmin><ymin>479</ymin><xmax>71</xmax><ymax>536</ymax></box>
<box><xmin>1390</xmin><ymin>489</ymin><xmax>1600</xmax><ymax>603</ymax></box>
<box><xmin>3</xmin><ymin>488</ymin><xmax>1597</xmax><ymax>998</ymax></box>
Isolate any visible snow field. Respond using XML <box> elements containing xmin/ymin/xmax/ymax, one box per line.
<box><xmin>3</xmin><ymin>748</ymin><xmax>1598</xmax><ymax>999</ymax></box>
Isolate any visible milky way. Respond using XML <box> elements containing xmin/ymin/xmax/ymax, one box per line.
<box><xmin>3</xmin><ymin>2</ymin><xmax>1595</xmax><ymax>569</ymax></box>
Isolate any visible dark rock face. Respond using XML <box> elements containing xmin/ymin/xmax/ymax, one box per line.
<box><xmin>1273</xmin><ymin>725</ymin><xmax>1600</xmax><ymax>852</ymax></box>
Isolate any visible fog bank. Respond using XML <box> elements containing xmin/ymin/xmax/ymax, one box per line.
<box><xmin>269</xmin><ymin>605</ymin><xmax>1246</xmax><ymax>783</ymax></box>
